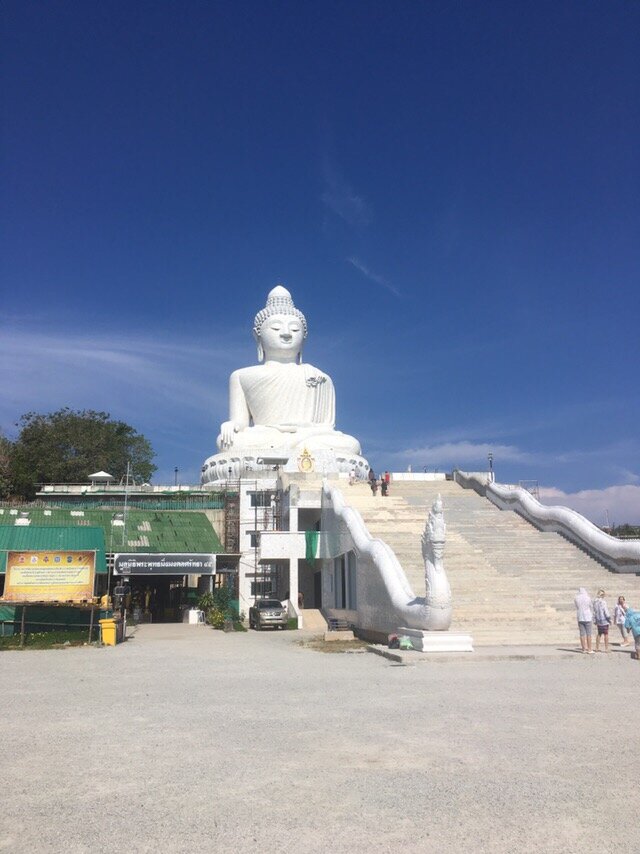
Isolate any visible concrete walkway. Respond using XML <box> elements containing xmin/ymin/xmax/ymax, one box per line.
<box><xmin>368</xmin><ymin>640</ymin><xmax>639</xmax><ymax>664</ymax></box>
<box><xmin>2</xmin><ymin>625</ymin><xmax>639</xmax><ymax>853</ymax></box>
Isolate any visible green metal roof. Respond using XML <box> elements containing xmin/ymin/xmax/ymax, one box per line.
<box><xmin>0</xmin><ymin>526</ymin><xmax>108</xmax><ymax>574</ymax></box>
<box><xmin>0</xmin><ymin>508</ymin><xmax>224</xmax><ymax>556</ymax></box>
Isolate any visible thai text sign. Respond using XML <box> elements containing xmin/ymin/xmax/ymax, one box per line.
<box><xmin>4</xmin><ymin>551</ymin><xmax>96</xmax><ymax>602</ymax></box>
<box><xmin>113</xmin><ymin>553</ymin><xmax>217</xmax><ymax>575</ymax></box>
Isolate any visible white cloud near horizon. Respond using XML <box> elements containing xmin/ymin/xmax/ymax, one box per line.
<box><xmin>539</xmin><ymin>485</ymin><xmax>640</xmax><ymax>526</ymax></box>
<box><xmin>347</xmin><ymin>257</ymin><xmax>401</xmax><ymax>298</ymax></box>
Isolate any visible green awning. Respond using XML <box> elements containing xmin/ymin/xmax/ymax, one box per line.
<box><xmin>0</xmin><ymin>526</ymin><xmax>108</xmax><ymax>574</ymax></box>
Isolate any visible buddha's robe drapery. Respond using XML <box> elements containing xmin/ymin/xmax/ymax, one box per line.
<box><xmin>217</xmin><ymin>362</ymin><xmax>360</xmax><ymax>454</ymax></box>
<box><xmin>241</xmin><ymin>363</ymin><xmax>334</xmax><ymax>428</ymax></box>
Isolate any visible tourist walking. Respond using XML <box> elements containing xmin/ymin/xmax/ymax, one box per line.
<box><xmin>380</xmin><ymin>477</ymin><xmax>388</xmax><ymax>497</ymax></box>
<box><xmin>623</xmin><ymin>607</ymin><xmax>640</xmax><ymax>660</ymax></box>
<box><xmin>368</xmin><ymin>469</ymin><xmax>378</xmax><ymax>495</ymax></box>
<box><xmin>574</xmin><ymin>587</ymin><xmax>594</xmax><ymax>654</ymax></box>
<box><xmin>348</xmin><ymin>467</ymin><xmax>356</xmax><ymax>485</ymax></box>
<box><xmin>593</xmin><ymin>589</ymin><xmax>612</xmax><ymax>653</ymax></box>
<box><xmin>614</xmin><ymin>596</ymin><xmax>630</xmax><ymax>646</ymax></box>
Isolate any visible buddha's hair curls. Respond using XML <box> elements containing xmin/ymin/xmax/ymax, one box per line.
<box><xmin>253</xmin><ymin>285</ymin><xmax>308</xmax><ymax>339</ymax></box>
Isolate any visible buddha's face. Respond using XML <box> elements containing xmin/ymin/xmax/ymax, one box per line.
<box><xmin>259</xmin><ymin>314</ymin><xmax>305</xmax><ymax>362</ymax></box>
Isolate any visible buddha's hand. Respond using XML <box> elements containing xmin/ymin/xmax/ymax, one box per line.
<box><xmin>218</xmin><ymin>421</ymin><xmax>238</xmax><ymax>448</ymax></box>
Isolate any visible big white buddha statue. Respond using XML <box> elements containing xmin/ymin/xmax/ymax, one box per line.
<box><xmin>201</xmin><ymin>285</ymin><xmax>368</xmax><ymax>483</ymax></box>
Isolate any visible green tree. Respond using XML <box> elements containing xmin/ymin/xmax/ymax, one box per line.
<box><xmin>0</xmin><ymin>434</ymin><xmax>13</xmax><ymax>499</ymax></box>
<box><xmin>11</xmin><ymin>409</ymin><xmax>156</xmax><ymax>498</ymax></box>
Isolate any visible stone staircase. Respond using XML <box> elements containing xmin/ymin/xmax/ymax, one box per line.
<box><xmin>343</xmin><ymin>480</ymin><xmax>640</xmax><ymax>645</ymax></box>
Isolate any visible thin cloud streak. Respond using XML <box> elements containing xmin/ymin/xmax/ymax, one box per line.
<box><xmin>0</xmin><ymin>326</ymin><xmax>246</xmax><ymax>438</ymax></box>
<box><xmin>347</xmin><ymin>257</ymin><xmax>402</xmax><ymax>298</ymax></box>
<box><xmin>388</xmin><ymin>441</ymin><xmax>532</xmax><ymax>467</ymax></box>
<box><xmin>321</xmin><ymin>162</ymin><xmax>372</xmax><ymax>227</ymax></box>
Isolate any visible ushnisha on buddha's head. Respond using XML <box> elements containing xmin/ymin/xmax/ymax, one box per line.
<box><xmin>253</xmin><ymin>285</ymin><xmax>308</xmax><ymax>364</ymax></box>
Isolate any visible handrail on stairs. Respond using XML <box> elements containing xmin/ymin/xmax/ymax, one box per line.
<box><xmin>453</xmin><ymin>470</ymin><xmax>640</xmax><ymax>575</ymax></box>
<box><xmin>320</xmin><ymin>479</ymin><xmax>430</xmax><ymax>631</ymax></box>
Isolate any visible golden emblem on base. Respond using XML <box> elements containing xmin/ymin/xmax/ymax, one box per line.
<box><xmin>298</xmin><ymin>448</ymin><xmax>315</xmax><ymax>473</ymax></box>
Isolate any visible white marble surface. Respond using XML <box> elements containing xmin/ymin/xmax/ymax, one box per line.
<box><xmin>321</xmin><ymin>482</ymin><xmax>469</xmax><ymax>638</ymax></box>
<box><xmin>422</xmin><ymin>495</ymin><xmax>453</xmax><ymax>630</ymax></box>
<box><xmin>454</xmin><ymin>470</ymin><xmax>640</xmax><ymax>574</ymax></box>
<box><xmin>202</xmin><ymin>286</ymin><xmax>368</xmax><ymax>483</ymax></box>
<box><xmin>397</xmin><ymin>628</ymin><xmax>474</xmax><ymax>652</ymax></box>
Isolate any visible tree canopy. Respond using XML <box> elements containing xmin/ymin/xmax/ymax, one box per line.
<box><xmin>0</xmin><ymin>434</ymin><xmax>12</xmax><ymax>500</ymax></box>
<box><xmin>10</xmin><ymin>409</ymin><xmax>156</xmax><ymax>498</ymax></box>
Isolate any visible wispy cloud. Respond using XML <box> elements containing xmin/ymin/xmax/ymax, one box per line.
<box><xmin>321</xmin><ymin>163</ymin><xmax>372</xmax><ymax>227</ymax></box>
<box><xmin>553</xmin><ymin>440</ymin><xmax>639</xmax><ymax>465</ymax></box>
<box><xmin>0</xmin><ymin>325</ymin><xmax>247</xmax><ymax>440</ymax></box>
<box><xmin>347</xmin><ymin>257</ymin><xmax>401</xmax><ymax>298</ymax></box>
<box><xmin>612</xmin><ymin>467</ymin><xmax>640</xmax><ymax>485</ymax></box>
<box><xmin>539</xmin><ymin>484</ymin><xmax>640</xmax><ymax>525</ymax></box>
<box><xmin>388</xmin><ymin>441</ymin><xmax>532</xmax><ymax>468</ymax></box>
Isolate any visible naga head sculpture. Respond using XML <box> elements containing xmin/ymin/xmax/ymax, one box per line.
<box><xmin>423</xmin><ymin>493</ymin><xmax>446</xmax><ymax>560</ymax></box>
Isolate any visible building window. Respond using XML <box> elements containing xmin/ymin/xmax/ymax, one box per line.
<box><xmin>347</xmin><ymin>550</ymin><xmax>357</xmax><ymax>609</ymax></box>
<box><xmin>248</xmin><ymin>491</ymin><xmax>273</xmax><ymax>508</ymax></box>
<box><xmin>251</xmin><ymin>580</ymin><xmax>275</xmax><ymax>597</ymax></box>
<box><xmin>334</xmin><ymin>551</ymin><xmax>357</xmax><ymax>609</ymax></box>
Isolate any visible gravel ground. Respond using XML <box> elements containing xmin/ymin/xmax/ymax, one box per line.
<box><xmin>1</xmin><ymin>625</ymin><xmax>639</xmax><ymax>854</ymax></box>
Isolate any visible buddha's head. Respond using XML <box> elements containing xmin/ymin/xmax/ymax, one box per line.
<box><xmin>253</xmin><ymin>285</ymin><xmax>308</xmax><ymax>363</ymax></box>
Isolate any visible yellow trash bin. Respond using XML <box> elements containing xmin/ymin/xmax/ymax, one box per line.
<box><xmin>99</xmin><ymin>618</ymin><xmax>117</xmax><ymax>646</ymax></box>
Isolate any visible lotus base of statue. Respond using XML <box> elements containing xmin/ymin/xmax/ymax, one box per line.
<box><xmin>201</xmin><ymin>446</ymin><xmax>370</xmax><ymax>484</ymax></box>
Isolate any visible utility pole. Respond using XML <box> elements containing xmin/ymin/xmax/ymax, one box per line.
<box><xmin>122</xmin><ymin>460</ymin><xmax>131</xmax><ymax>546</ymax></box>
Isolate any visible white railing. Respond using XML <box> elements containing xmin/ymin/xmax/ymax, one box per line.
<box><xmin>36</xmin><ymin>483</ymin><xmax>215</xmax><ymax>494</ymax></box>
<box><xmin>321</xmin><ymin>480</ymin><xmax>430</xmax><ymax>632</ymax></box>
<box><xmin>454</xmin><ymin>470</ymin><xmax>640</xmax><ymax>574</ymax></box>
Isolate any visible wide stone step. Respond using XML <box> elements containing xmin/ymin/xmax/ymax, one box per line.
<box><xmin>342</xmin><ymin>479</ymin><xmax>640</xmax><ymax>645</ymax></box>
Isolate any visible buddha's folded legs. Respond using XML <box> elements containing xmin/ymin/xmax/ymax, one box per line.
<box><xmin>217</xmin><ymin>425</ymin><xmax>361</xmax><ymax>455</ymax></box>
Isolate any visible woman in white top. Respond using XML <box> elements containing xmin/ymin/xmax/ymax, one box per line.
<box><xmin>574</xmin><ymin>588</ymin><xmax>594</xmax><ymax>654</ymax></box>
<box><xmin>614</xmin><ymin>596</ymin><xmax>630</xmax><ymax>646</ymax></box>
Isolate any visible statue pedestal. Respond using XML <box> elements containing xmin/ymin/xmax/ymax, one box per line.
<box><xmin>201</xmin><ymin>448</ymin><xmax>369</xmax><ymax>485</ymax></box>
<box><xmin>397</xmin><ymin>627</ymin><xmax>474</xmax><ymax>653</ymax></box>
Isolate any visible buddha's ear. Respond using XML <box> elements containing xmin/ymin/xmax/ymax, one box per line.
<box><xmin>256</xmin><ymin>341</ymin><xmax>264</xmax><ymax>363</ymax></box>
<box><xmin>297</xmin><ymin>351</ymin><xmax>302</xmax><ymax>365</ymax></box>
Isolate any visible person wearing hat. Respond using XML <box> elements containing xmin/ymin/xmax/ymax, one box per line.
<box><xmin>593</xmin><ymin>589</ymin><xmax>612</xmax><ymax>653</ymax></box>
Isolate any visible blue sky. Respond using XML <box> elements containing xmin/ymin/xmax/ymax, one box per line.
<box><xmin>2</xmin><ymin>1</ymin><xmax>639</xmax><ymax>522</ymax></box>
